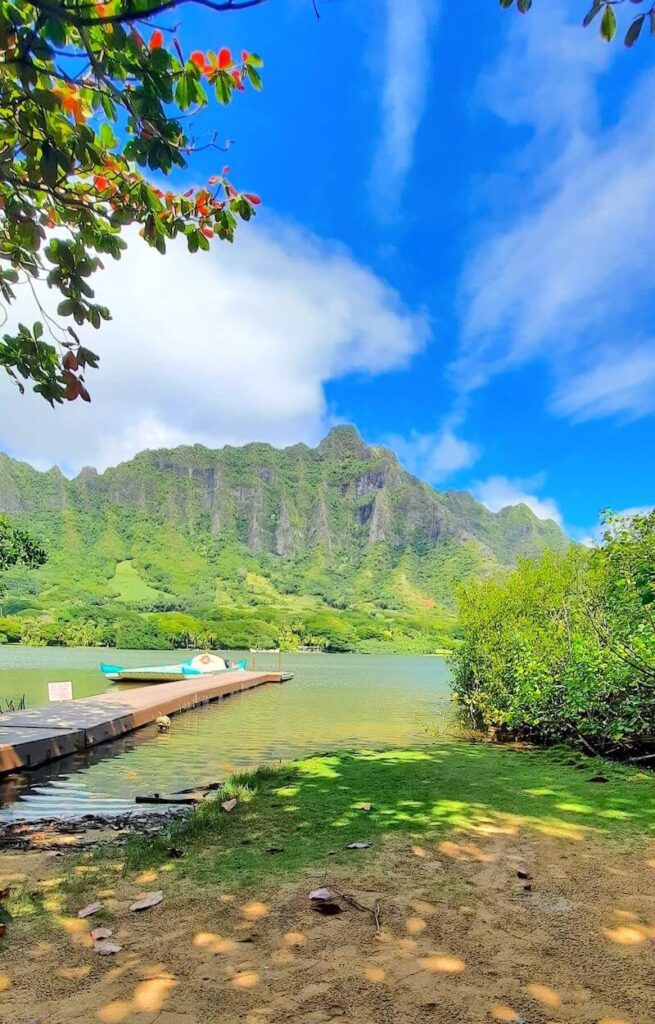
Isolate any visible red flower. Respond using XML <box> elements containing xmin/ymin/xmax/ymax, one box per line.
<box><xmin>94</xmin><ymin>175</ymin><xmax>110</xmax><ymax>191</ymax></box>
<box><xmin>201</xmin><ymin>226</ymin><xmax>214</xmax><ymax>239</ymax></box>
<box><xmin>222</xmin><ymin>165</ymin><xmax>230</xmax><ymax>175</ymax></box>
<box><xmin>244</xmin><ymin>193</ymin><xmax>262</xmax><ymax>206</ymax></box>
<box><xmin>218</xmin><ymin>47</ymin><xmax>232</xmax><ymax>69</ymax></box>
<box><xmin>149</xmin><ymin>29</ymin><xmax>164</xmax><ymax>50</ymax></box>
<box><xmin>190</xmin><ymin>51</ymin><xmax>208</xmax><ymax>71</ymax></box>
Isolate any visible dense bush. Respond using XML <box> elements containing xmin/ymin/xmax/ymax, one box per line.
<box><xmin>451</xmin><ymin>511</ymin><xmax>655</xmax><ymax>756</ymax></box>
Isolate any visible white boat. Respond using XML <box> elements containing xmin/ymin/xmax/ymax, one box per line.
<box><xmin>100</xmin><ymin>652</ymin><xmax>246</xmax><ymax>684</ymax></box>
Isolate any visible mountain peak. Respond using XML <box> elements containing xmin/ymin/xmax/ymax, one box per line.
<box><xmin>317</xmin><ymin>425</ymin><xmax>369</xmax><ymax>459</ymax></box>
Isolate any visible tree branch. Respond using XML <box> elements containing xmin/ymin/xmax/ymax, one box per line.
<box><xmin>27</xmin><ymin>0</ymin><xmax>268</xmax><ymax>28</ymax></box>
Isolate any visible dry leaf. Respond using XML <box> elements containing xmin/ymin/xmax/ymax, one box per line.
<box><xmin>130</xmin><ymin>890</ymin><xmax>163</xmax><ymax>912</ymax></box>
<box><xmin>78</xmin><ymin>901</ymin><xmax>103</xmax><ymax>919</ymax></box>
<box><xmin>221</xmin><ymin>798</ymin><xmax>237</xmax><ymax>812</ymax></box>
<box><xmin>361</xmin><ymin>804</ymin><xmax>372</xmax><ymax>812</ymax></box>
<box><xmin>90</xmin><ymin>927</ymin><xmax>113</xmax><ymax>941</ymax></box>
<box><xmin>93</xmin><ymin>940</ymin><xmax>122</xmax><ymax>955</ymax></box>
<box><xmin>0</xmin><ymin>923</ymin><xmax>6</xmax><ymax>938</ymax></box>
<box><xmin>309</xmin><ymin>888</ymin><xmax>333</xmax><ymax>902</ymax></box>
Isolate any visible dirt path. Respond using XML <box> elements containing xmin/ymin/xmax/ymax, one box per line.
<box><xmin>1</xmin><ymin>826</ymin><xmax>654</xmax><ymax>1024</ymax></box>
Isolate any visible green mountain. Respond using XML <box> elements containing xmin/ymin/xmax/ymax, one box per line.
<box><xmin>0</xmin><ymin>426</ymin><xmax>569</xmax><ymax>652</ymax></box>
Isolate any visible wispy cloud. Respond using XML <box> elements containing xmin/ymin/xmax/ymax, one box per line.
<box><xmin>474</xmin><ymin>474</ymin><xmax>563</xmax><ymax>526</ymax></box>
<box><xmin>390</xmin><ymin>426</ymin><xmax>480</xmax><ymax>483</ymax></box>
<box><xmin>370</xmin><ymin>0</ymin><xmax>440</xmax><ymax>212</ymax></box>
<box><xmin>453</xmin><ymin>0</ymin><xmax>655</xmax><ymax>426</ymax></box>
<box><xmin>0</xmin><ymin>219</ymin><xmax>429</xmax><ymax>474</ymax></box>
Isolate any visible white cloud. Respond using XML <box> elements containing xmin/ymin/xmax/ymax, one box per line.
<box><xmin>370</xmin><ymin>0</ymin><xmax>440</xmax><ymax>210</ymax></box>
<box><xmin>390</xmin><ymin>427</ymin><xmax>480</xmax><ymax>483</ymax></box>
<box><xmin>553</xmin><ymin>345</ymin><xmax>655</xmax><ymax>422</ymax></box>
<box><xmin>474</xmin><ymin>474</ymin><xmax>563</xmax><ymax>525</ymax></box>
<box><xmin>0</xmin><ymin>219</ymin><xmax>429</xmax><ymax>473</ymax></box>
<box><xmin>454</xmin><ymin>0</ymin><xmax>655</xmax><ymax>425</ymax></box>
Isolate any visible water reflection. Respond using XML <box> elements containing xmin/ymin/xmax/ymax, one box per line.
<box><xmin>0</xmin><ymin>649</ymin><xmax>452</xmax><ymax>821</ymax></box>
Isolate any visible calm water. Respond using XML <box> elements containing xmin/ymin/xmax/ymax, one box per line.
<box><xmin>0</xmin><ymin>647</ymin><xmax>453</xmax><ymax>822</ymax></box>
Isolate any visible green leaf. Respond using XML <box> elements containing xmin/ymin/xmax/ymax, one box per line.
<box><xmin>600</xmin><ymin>4</ymin><xmax>617</xmax><ymax>41</ymax></box>
<box><xmin>583</xmin><ymin>1</ymin><xmax>603</xmax><ymax>27</ymax></box>
<box><xmin>625</xmin><ymin>13</ymin><xmax>645</xmax><ymax>46</ymax></box>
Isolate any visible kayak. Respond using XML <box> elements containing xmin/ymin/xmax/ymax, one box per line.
<box><xmin>100</xmin><ymin>652</ymin><xmax>247</xmax><ymax>684</ymax></box>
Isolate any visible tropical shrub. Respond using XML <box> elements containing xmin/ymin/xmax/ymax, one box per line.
<box><xmin>451</xmin><ymin>511</ymin><xmax>655</xmax><ymax>755</ymax></box>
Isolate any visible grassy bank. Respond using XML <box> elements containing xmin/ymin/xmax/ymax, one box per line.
<box><xmin>118</xmin><ymin>742</ymin><xmax>655</xmax><ymax>888</ymax></box>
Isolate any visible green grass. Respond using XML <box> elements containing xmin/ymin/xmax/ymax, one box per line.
<box><xmin>119</xmin><ymin>743</ymin><xmax>655</xmax><ymax>889</ymax></box>
<box><xmin>108</xmin><ymin>559</ymin><xmax>166</xmax><ymax>603</ymax></box>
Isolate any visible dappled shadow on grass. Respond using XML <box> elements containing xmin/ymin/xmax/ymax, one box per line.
<box><xmin>116</xmin><ymin>741</ymin><xmax>655</xmax><ymax>888</ymax></box>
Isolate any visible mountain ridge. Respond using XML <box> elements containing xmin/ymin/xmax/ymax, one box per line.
<box><xmin>0</xmin><ymin>426</ymin><xmax>569</xmax><ymax>652</ymax></box>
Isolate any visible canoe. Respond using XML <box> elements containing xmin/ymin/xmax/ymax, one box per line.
<box><xmin>101</xmin><ymin>652</ymin><xmax>246</xmax><ymax>684</ymax></box>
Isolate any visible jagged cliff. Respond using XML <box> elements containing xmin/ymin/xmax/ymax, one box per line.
<box><xmin>0</xmin><ymin>426</ymin><xmax>569</xmax><ymax>624</ymax></box>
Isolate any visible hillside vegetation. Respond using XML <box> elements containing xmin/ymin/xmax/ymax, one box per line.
<box><xmin>0</xmin><ymin>426</ymin><xmax>569</xmax><ymax>652</ymax></box>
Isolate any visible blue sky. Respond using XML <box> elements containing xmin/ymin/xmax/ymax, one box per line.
<box><xmin>1</xmin><ymin>0</ymin><xmax>654</xmax><ymax>541</ymax></box>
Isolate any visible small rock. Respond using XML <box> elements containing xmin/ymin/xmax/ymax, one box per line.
<box><xmin>129</xmin><ymin>890</ymin><xmax>163</xmax><ymax>912</ymax></box>
<box><xmin>346</xmin><ymin>841</ymin><xmax>372</xmax><ymax>850</ymax></box>
<box><xmin>517</xmin><ymin>870</ymin><xmax>532</xmax><ymax>880</ymax></box>
<box><xmin>221</xmin><ymin>798</ymin><xmax>237</xmax><ymax>813</ymax></box>
<box><xmin>266</xmin><ymin>846</ymin><xmax>284</xmax><ymax>854</ymax></box>
<box><xmin>93</xmin><ymin>940</ymin><xmax>122</xmax><ymax>955</ymax></box>
<box><xmin>588</xmin><ymin>775</ymin><xmax>609</xmax><ymax>784</ymax></box>
<box><xmin>78</xmin><ymin>901</ymin><xmax>103</xmax><ymax>919</ymax></box>
<box><xmin>310</xmin><ymin>888</ymin><xmax>333</xmax><ymax>902</ymax></box>
<box><xmin>0</xmin><ymin>887</ymin><xmax>9</xmax><ymax>900</ymax></box>
<box><xmin>167</xmin><ymin>846</ymin><xmax>184</xmax><ymax>859</ymax></box>
<box><xmin>361</xmin><ymin>804</ymin><xmax>372</xmax><ymax>813</ymax></box>
<box><xmin>90</xmin><ymin>927</ymin><xmax>113</xmax><ymax>941</ymax></box>
<box><xmin>0</xmin><ymin>923</ymin><xmax>6</xmax><ymax>938</ymax></box>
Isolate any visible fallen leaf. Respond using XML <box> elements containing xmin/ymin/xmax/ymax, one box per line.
<box><xmin>129</xmin><ymin>891</ymin><xmax>163</xmax><ymax>912</ymax></box>
<box><xmin>266</xmin><ymin>846</ymin><xmax>284</xmax><ymax>854</ymax></box>
<box><xmin>361</xmin><ymin>803</ymin><xmax>372</xmax><ymax>812</ymax></box>
<box><xmin>78</xmin><ymin>901</ymin><xmax>103</xmax><ymax>919</ymax></box>
<box><xmin>0</xmin><ymin>924</ymin><xmax>5</xmax><ymax>938</ymax></box>
<box><xmin>346</xmin><ymin>842</ymin><xmax>372</xmax><ymax>850</ymax></box>
<box><xmin>309</xmin><ymin>888</ymin><xmax>333</xmax><ymax>902</ymax></box>
<box><xmin>221</xmin><ymin>798</ymin><xmax>237</xmax><ymax>812</ymax></box>
<box><xmin>90</xmin><ymin>927</ymin><xmax>113</xmax><ymax>941</ymax></box>
<box><xmin>93</xmin><ymin>940</ymin><xmax>122</xmax><ymax>955</ymax></box>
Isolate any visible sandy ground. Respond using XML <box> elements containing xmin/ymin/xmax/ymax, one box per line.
<box><xmin>1</xmin><ymin>827</ymin><xmax>654</xmax><ymax>1024</ymax></box>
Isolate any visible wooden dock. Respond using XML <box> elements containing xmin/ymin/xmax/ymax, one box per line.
<box><xmin>0</xmin><ymin>670</ymin><xmax>284</xmax><ymax>777</ymax></box>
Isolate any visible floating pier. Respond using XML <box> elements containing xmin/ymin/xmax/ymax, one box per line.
<box><xmin>0</xmin><ymin>670</ymin><xmax>285</xmax><ymax>777</ymax></box>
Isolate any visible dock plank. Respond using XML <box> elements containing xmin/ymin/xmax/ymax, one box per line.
<box><xmin>0</xmin><ymin>670</ymin><xmax>282</xmax><ymax>776</ymax></box>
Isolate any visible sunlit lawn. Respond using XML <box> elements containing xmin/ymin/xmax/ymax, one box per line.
<box><xmin>120</xmin><ymin>742</ymin><xmax>655</xmax><ymax>887</ymax></box>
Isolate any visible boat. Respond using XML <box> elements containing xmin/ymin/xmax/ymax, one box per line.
<box><xmin>100</xmin><ymin>652</ymin><xmax>247</xmax><ymax>684</ymax></box>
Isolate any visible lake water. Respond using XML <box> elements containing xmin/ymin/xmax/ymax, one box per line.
<box><xmin>0</xmin><ymin>647</ymin><xmax>453</xmax><ymax>822</ymax></box>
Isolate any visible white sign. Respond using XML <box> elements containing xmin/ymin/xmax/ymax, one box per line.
<box><xmin>48</xmin><ymin>681</ymin><xmax>73</xmax><ymax>702</ymax></box>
